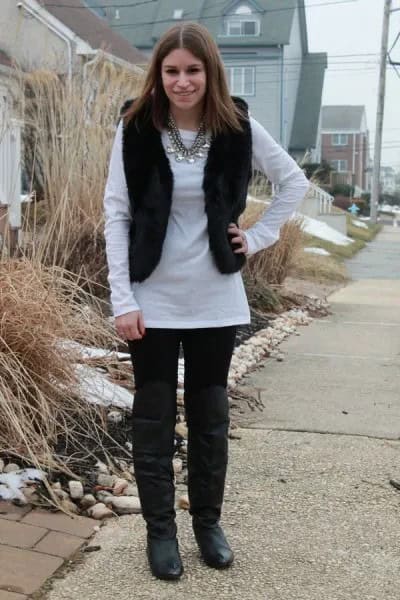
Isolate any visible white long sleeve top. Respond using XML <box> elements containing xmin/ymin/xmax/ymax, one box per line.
<box><xmin>103</xmin><ymin>116</ymin><xmax>309</xmax><ymax>327</ymax></box>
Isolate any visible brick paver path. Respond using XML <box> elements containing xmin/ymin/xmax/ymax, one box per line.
<box><xmin>0</xmin><ymin>501</ymin><xmax>98</xmax><ymax>597</ymax></box>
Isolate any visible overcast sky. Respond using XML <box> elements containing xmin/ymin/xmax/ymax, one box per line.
<box><xmin>306</xmin><ymin>0</ymin><xmax>400</xmax><ymax>170</ymax></box>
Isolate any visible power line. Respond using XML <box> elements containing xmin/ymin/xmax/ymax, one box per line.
<box><xmin>44</xmin><ymin>0</ymin><xmax>357</xmax><ymax>12</ymax></box>
<box><xmin>388</xmin><ymin>55</ymin><xmax>400</xmax><ymax>78</ymax></box>
<box><xmin>387</xmin><ymin>27</ymin><xmax>400</xmax><ymax>77</ymax></box>
<box><xmin>43</xmin><ymin>0</ymin><xmax>359</xmax><ymax>35</ymax></box>
<box><xmin>388</xmin><ymin>31</ymin><xmax>400</xmax><ymax>54</ymax></box>
<box><xmin>111</xmin><ymin>4</ymin><xmax>356</xmax><ymax>29</ymax></box>
<box><xmin>236</xmin><ymin>66</ymin><xmax>379</xmax><ymax>86</ymax></box>
<box><xmin>45</xmin><ymin>0</ymin><xmax>157</xmax><ymax>8</ymax></box>
<box><xmin>284</xmin><ymin>52</ymin><xmax>379</xmax><ymax>59</ymax></box>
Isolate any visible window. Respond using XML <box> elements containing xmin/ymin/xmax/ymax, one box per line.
<box><xmin>173</xmin><ymin>9</ymin><xmax>184</xmax><ymax>19</ymax></box>
<box><xmin>225</xmin><ymin>18</ymin><xmax>260</xmax><ymax>36</ymax></box>
<box><xmin>221</xmin><ymin>2</ymin><xmax>261</xmax><ymax>36</ymax></box>
<box><xmin>226</xmin><ymin>67</ymin><xmax>255</xmax><ymax>96</ymax></box>
<box><xmin>331</xmin><ymin>160</ymin><xmax>348</xmax><ymax>172</ymax></box>
<box><xmin>332</xmin><ymin>133</ymin><xmax>348</xmax><ymax>146</ymax></box>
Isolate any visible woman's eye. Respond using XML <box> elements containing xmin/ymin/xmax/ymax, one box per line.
<box><xmin>164</xmin><ymin>68</ymin><xmax>201</xmax><ymax>74</ymax></box>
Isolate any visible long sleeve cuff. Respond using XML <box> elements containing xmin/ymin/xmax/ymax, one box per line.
<box><xmin>244</xmin><ymin>225</ymin><xmax>279</xmax><ymax>256</ymax></box>
<box><xmin>112</xmin><ymin>300</ymin><xmax>141</xmax><ymax>318</ymax></box>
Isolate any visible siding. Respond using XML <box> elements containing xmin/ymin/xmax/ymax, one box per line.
<box><xmin>1</xmin><ymin>0</ymin><xmax>79</xmax><ymax>73</ymax></box>
<box><xmin>222</xmin><ymin>50</ymin><xmax>282</xmax><ymax>141</ymax></box>
<box><xmin>250</xmin><ymin>61</ymin><xmax>281</xmax><ymax>140</ymax></box>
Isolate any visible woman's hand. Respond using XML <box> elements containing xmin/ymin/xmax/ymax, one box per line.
<box><xmin>228</xmin><ymin>223</ymin><xmax>248</xmax><ymax>254</ymax></box>
<box><xmin>115</xmin><ymin>310</ymin><xmax>146</xmax><ymax>341</ymax></box>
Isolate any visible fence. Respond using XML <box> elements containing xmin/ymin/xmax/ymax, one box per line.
<box><xmin>300</xmin><ymin>181</ymin><xmax>333</xmax><ymax>219</ymax></box>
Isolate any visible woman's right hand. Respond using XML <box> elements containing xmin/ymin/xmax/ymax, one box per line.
<box><xmin>115</xmin><ymin>310</ymin><xmax>146</xmax><ymax>341</ymax></box>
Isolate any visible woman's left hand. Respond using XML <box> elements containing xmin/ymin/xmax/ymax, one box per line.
<box><xmin>228</xmin><ymin>223</ymin><xmax>248</xmax><ymax>254</ymax></box>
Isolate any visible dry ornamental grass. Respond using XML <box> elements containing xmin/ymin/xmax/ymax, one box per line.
<box><xmin>240</xmin><ymin>200</ymin><xmax>304</xmax><ymax>285</ymax></box>
<box><xmin>18</xmin><ymin>60</ymin><xmax>144</xmax><ymax>297</ymax></box>
<box><xmin>0</xmin><ymin>259</ymin><xmax>119</xmax><ymax>480</ymax></box>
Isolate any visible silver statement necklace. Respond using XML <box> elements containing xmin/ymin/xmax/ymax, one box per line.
<box><xmin>166</xmin><ymin>114</ymin><xmax>211</xmax><ymax>163</ymax></box>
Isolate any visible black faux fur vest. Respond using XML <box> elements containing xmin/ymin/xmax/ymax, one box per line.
<box><xmin>121</xmin><ymin>96</ymin><xmax>252</xmax><ymax>282</ymax></box>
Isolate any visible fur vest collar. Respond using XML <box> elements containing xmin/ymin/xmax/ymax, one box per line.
<box><xmin>121</xmin><ymin>97</ymin><xmax>252</xmax><ymax>282</ymax></box>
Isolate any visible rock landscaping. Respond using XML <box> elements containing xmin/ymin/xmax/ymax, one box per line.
<box><xmin>0</xmin><ymin>294</ymin><xmax>330</xmax><ymax>521</ymax></box>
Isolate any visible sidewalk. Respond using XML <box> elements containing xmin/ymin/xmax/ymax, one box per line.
<box><xmin>0</xmin><ymin>505</ymin><xmax>98</xmax><ymax>598</ymax></box>
<box><xmin>2</xmin><ymin>226</ymin><xmax>400</xmax><ymax>600</ymax></box>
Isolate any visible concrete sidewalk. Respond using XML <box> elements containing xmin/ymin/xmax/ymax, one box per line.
<box><xmin>39</xmin><ymin>225</ymin><xmax>400</xmax><ymax>599</ymax></box>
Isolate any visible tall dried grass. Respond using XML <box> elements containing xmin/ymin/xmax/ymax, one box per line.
<box><xmin>0</xmin><ymin>259</ymin><xmax>118</xmax><ymax>477</ymax></box>
<box><xmin>18</xmin><ymin>59</ymin><xmax>144</xmax><ymax>297</ymax></box>
<box><xmin>248</xmin><ymin>170</ymin><xmax>272</xmax><ymax>200</ymax></box>
<box><xmin>240</xmin><ymin>201</ymin><xmax>304</xmax><ymax>285</ymax></box>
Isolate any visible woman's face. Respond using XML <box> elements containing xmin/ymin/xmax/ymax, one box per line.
<box><xmin>161</xmin><ymin>48</ymin><xmax>207</xmax><ymax>114</ymax></box>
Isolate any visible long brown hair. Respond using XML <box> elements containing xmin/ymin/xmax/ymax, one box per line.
<box><xmin>122</xmin><ymin>22</ymin><xmax>245</xmax><ymax>135</ymax></box>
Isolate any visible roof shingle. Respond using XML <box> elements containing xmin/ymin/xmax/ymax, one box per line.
<box><xmin>84</xmin><ymin>0</ymin><xmax>297</xmax><ymax>48</ymax></box>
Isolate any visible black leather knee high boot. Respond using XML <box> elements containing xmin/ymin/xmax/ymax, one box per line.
<box><xmin>132</xmin><ymin>380</ymin><xmax>183</xmax><ymax>580</ymax></box>
<box><xmin>185</xmin><ymin>385</ymin><xmax>234</xmax><ymax>569</ymax></box>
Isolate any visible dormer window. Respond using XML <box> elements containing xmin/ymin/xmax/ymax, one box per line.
<box><xmin>222</xmin><ymin>2</ymin><xmax>261</xmax><ymax>37</ymax></box>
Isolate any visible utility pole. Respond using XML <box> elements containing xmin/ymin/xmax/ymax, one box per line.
<box><xmin>370</xmin><ymin>0</ymin><xmax>392</xmax><ymax>224</ymax></box>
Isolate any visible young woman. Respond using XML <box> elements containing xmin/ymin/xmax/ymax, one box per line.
<box><xmin>104</xmin><ymin>22</ymin><xmax>309</xmax><ymax>581</ymax></box>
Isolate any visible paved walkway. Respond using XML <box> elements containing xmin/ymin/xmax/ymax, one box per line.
<box><xmin>345</xmin><ymin>225</ymin><xmax>400</xmax><ymax>280</ymax></box>
<box><xmin>0</xmin><ymin>504</ymin><xmax>98</xmax><ymax>598</ymax></box>
<box><xmin>2</xmin><ymin>226</ymin><xmax>400</xmax><ymax>599</ymax></box>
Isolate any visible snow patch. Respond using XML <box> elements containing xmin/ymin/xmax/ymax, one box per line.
<box><xmin>297</xmin><ymin>214</ymin><xmax>353</xmax><ymax>246</ymax></box>
<box><xmin>352</xmin><ymin>219</ymin><xmax>368</xmax><ymax>230</ymax></box>
<box><xmin>75</xmin><ymin>363</ymin><xmax>133</xmax><ymax>409</ymax></box>
<box><xmin>0</xmin><ymin>469</ymin><xmax>45</xmax><ymax>502</ymax></box>
<box><xmin>61</xmin><ymin>340</ymin><xmax>130</xmax><ymax>361</ymax></box>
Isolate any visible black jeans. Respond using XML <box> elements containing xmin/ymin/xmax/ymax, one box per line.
<box><xmin>129</xmin><ymin>326</ymin><xmax>237</xmax><ymax>395</ymax></box>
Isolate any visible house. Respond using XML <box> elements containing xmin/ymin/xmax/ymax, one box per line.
<box><xmin>320</xmin><ymin>105</ymin><xmax>370</xmax><ymax>194</ymax></box>
<box><xmin>86</xmin><ymin>0</ymin><xmax>327</xmax><ymax>160</ymax></box>
<box><xmin>1</xmin><ymin>0</ymin><xmax>147</xmax><ymax>79</ymax></box>
<box><xmin>0</xmin><ymin>0</ymin><xmax>147</xmax><ymax>249</ymax></box>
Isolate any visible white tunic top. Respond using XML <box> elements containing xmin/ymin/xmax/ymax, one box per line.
<box><xmin>103</xmin><ymin>117</ymin><xmax>309</xmax><ymax>328</ymax></box>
